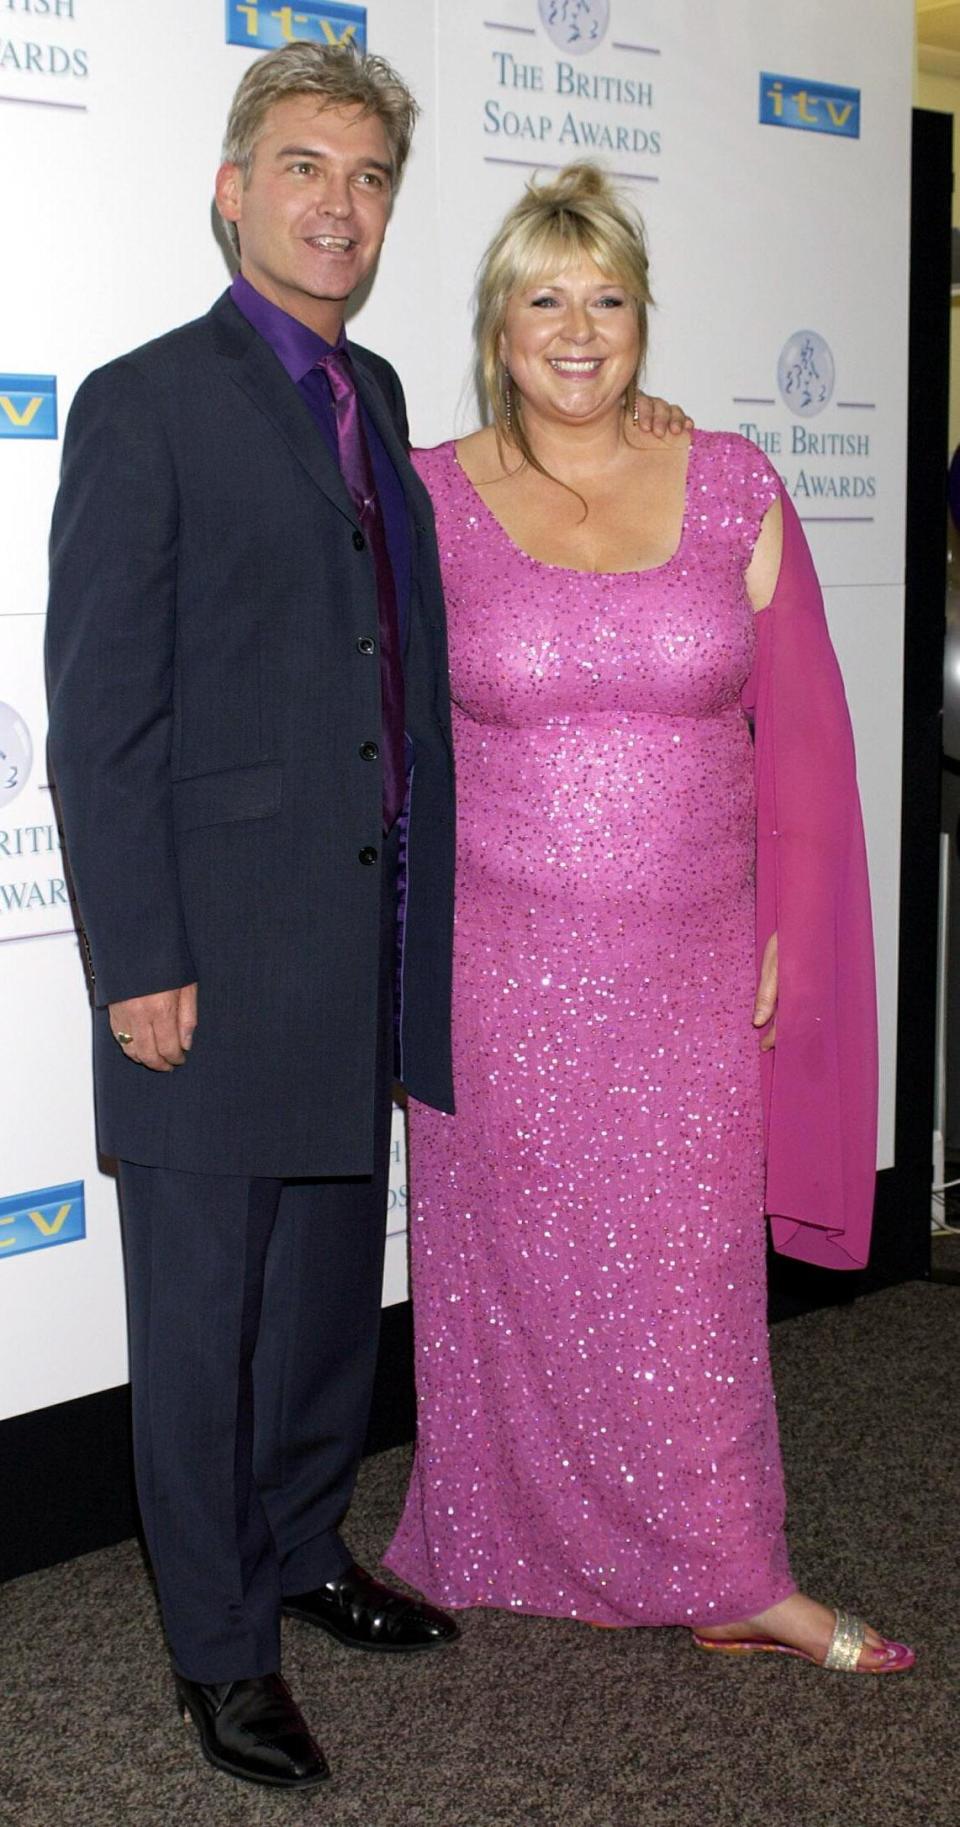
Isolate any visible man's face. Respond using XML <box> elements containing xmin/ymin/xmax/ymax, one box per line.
<box><xmin>216</xmin><ymin>96</ymin><xmax>394</xmax><ymax>338</ymax></box>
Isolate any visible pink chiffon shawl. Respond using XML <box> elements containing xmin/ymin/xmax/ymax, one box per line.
<box><xmin>741</xmin><ymin>486</ymin><xmax>878</xmax><ymax>1270</ymax></box>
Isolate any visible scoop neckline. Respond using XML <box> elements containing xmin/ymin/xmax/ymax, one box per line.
<box><xmin>447</xmin><ymin>428</ymin><xmax>697</xmax><ymax>579</ymax></box>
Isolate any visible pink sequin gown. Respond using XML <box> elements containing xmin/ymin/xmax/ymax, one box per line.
<box><xmin>386</xmin><ymin>431</ymin><xmax>796</xmax><ymax>1627</ymax></box>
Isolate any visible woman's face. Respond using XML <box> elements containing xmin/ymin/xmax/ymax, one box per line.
<box><xmin>499</xmin><ymin>253</ymin><xmax>641</xmax><ymax>432</ymax></box>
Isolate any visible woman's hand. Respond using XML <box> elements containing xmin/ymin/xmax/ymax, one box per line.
<box><xmin>753</xmin><ymin>931</ymin><xmax>778</xmax><ymax>1051</ymax></box>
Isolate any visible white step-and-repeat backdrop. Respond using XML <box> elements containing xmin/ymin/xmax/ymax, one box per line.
<box><xmin>0</xmin><ymin>0</ymin><xmax>912</xmax><ymax>1424</ymax></box>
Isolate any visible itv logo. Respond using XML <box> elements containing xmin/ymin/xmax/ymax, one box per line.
<box><xmin>0</xmin><ymin>1181</ymin><xmax>85</xmax><ymax>1261</ymax></box>
<box><xmin>0</xmin><ymin>374</ymin><xmax>57</xmax><ymax>440</ymax></box>
<box><xmin>759</xmin><ymin>73</ymin><xmax>860</xmax><ymax>141</ymax></box>
<box><xmin>225</xmin><ymin>1</ymin><xmax>366</xmax><ymax>51</ymax></box>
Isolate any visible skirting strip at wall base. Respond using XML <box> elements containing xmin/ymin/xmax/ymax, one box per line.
<box><xmin>0</xmin><ymin>1299</ymin><xmax>415</xmax><ymax>1586</ymax></box>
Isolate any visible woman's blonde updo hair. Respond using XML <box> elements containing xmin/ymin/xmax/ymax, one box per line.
<box><xmin>474</xmin><ymin>162</ymin><xmax>653</xmax><ymax>472</ymax></box>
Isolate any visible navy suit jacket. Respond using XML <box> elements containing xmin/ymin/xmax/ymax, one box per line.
<box><xmin>45</xmin><ymin>291</ymin><xmax>455</xmax><ymax>1176</ymax></box>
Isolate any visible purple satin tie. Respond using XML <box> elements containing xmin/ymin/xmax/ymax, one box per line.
<box><xmin>319</xmin><ymin>348</ymin><xmax>406</xmax><ymax>833</ymax></box>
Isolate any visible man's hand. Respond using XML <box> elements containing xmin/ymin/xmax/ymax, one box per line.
<box><xmin>635</xmin><ymin>393</ymin><xmax>693</xmax><ymax>438</ymax></box>
<box><xmin>753</xmin><ymin>932</ymin><xmax>778</xmax><ymax>1053</ymax></box>
<box><xmin>110</xmin><ymin>983</ymin><xmax>198</xmax><ymax>1072</ymax></box>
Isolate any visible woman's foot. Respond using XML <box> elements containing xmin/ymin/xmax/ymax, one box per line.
<box><xmin>693</xmin><ymin>1593</ymin><xmax>913</xmax><ymax>1671</ymax></box>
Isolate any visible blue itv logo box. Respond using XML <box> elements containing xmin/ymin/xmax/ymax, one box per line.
<box><xmin>0</xmin><ymin>374</ymin><xmax>57</xmax><ymax>440</ymax></box>
<box><xmin>759</xmin><ymin>73</ymin><xmax>860</xmax><ymax>140</ymax></box>
<box><xmin>225</xmin><ymin>2</ymin><xmax>366</xmax><ymax>52</ymax></box>
<box><xmin>0</xmin><ymin>1181</ymin><xmax>85</xmax><ymax>1261</ymax></box>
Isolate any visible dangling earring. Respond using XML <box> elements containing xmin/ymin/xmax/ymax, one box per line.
<box><xmin>632</xmin><ymin>383</ymin><xmax>640</xmax><ymax>426</ymax></box>
<box><xmin>504</xmin><ymin>375</ymin><xmax>513</xmax><ymax>433</ymax></box>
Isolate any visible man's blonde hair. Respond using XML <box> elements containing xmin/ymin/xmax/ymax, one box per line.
<box><xmin>220</xmin><ymin>41</ymin><xmax>419</xmax><ymax>252</ymax></box>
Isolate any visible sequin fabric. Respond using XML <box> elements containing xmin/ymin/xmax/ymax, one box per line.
<box><xmin>385</xmin><ymin>430</ymin><xmax>795</xmax><ymax>1627</ymax></box>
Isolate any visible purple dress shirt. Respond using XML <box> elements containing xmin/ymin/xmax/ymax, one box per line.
<box><xmin>230</xmin><ymin>272</ymin><xmax>411</xmax><ymax>650</ymax></box>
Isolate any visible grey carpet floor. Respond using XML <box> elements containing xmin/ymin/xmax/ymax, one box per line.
<box><xmin>0</xmin><ymin>1281</ymin><xmax>957</xmax><ymax>1827</ymax></box>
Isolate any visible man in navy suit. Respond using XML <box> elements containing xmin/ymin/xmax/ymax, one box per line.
<box><xmin>46</xmin><ymin>43</ymin><xmax>458</xmax><ymax>1791</ymax></box>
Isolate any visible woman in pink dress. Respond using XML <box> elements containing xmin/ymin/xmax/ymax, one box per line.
<box><xmin>386</xmin><ymin>164</ymin><xmax>913</xmax><ymax>1673</ymax></box>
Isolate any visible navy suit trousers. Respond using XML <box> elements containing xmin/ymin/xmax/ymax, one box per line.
<box><xmin>118</xmin><ymin>833</ymin><xmax>398</xmax><ymax>1682</ymax></box>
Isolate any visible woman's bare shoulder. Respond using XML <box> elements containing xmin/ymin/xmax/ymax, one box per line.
<box><xmin>455</xmin><ymin>425</ymin><xmax>505</xmax><ymax>484</ymax></box>
<box><xmin>746</xmin><ymin>492</ymin><xmax>784</xmax><ymax>613</ymax></box>
<box><xmin>629</xmin><ymin>425</ymin><xmax>693</xmax><ymax>459</ymax></box>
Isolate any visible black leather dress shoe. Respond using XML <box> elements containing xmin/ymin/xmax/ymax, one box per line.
<box><xmin>175</xmin><ymin>1671</ymin><xmax>330</xmax><ymax>1789</ymax></box>
<box><xmin>283</xmin><ymin>1562</ymin><xmax>460</xmax><ymax>1652</ymax></box>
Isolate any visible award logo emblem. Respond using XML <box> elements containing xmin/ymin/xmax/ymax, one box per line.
<box><xmin>0</xmin><ymin>704</ymin><xmax>33</xmax><ymax>809</ymax></box>
<box><xmin>777</xmin><ymin>331</ymin><xmax>835</xmax><ymax>419</ymax></box>
<box><xmin>538</xmin><ymin>0</ymin><xmax>610</xmax><ymax>56</ymax></box>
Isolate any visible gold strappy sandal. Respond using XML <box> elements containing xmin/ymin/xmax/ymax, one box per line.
<box><xmin>691</xmin><ymin>1607</ymin><xmax>915</xmax><ymax>1673</ymax></box>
